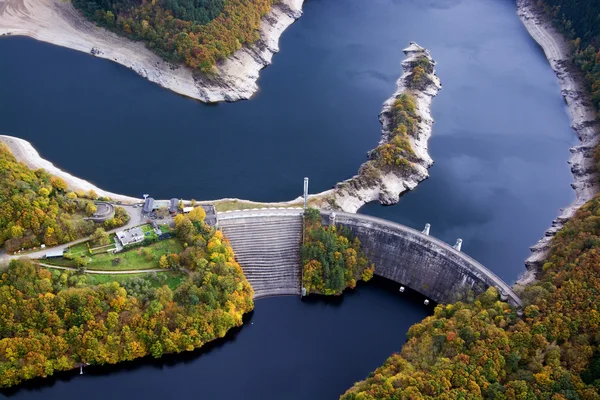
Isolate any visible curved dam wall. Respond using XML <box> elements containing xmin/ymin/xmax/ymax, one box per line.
<box><xmin>321</xmin><ymin>211</ymin><xmax>521</xmax><ymax>307</ymax></box>
<box><xmin>217</xmin><ymin>209</ymin><xmax>521</xmax><ymax>307</ymax></box>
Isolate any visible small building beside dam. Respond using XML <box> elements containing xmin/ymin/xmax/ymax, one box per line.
<box><xmin>217</xmin><ymin>209</ymin><xmax>521</xmax><ymax>307</ymax></box>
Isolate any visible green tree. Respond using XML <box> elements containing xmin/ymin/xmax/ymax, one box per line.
<box><xmin>89</xmin><ymin>227</ymin><xmax>110</xmax><ymax>247</ymax></box>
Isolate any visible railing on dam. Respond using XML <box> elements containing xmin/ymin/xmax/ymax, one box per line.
<box><xmin>217</xmin><ymin>208</ymin><xmax>522</xmax><ymax>307</ymax></box>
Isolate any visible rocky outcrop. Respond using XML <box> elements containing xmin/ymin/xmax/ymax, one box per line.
<box><xmin>0</xmin><ymin>0</ymin><xmax>304</xmax><ymax>102</ymax></box>
<box><xmin>517</xmin><ymin>0</ymin><xmax>600</xmax><ymax>283</ymax></box>
<box><xmin>309</xmin><ymin>43</ymin><xmax>442</xmax><ymax>213</ymax></box>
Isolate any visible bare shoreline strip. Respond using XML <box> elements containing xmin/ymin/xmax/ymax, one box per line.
<box><xmin>0</xmin><ymin>43</ymin><xmax>441</xmax><ymax>214</ymax></box>
<box><xmin>315</xmin><ymin>43</ymin><xmax>441</xmax><ymax>213</ymax></box>
<box><xmin>0</xmin><ymin>0</ymin><xmax>303</xmax><ymax>102</ymax></box>
<box><xmin>517</xmin><ymin>0</ymin><xmax>600</xmax><ymax>284</ymax></box>
<box><xmin>0</xmin><ymin>135</ymin><xmax>140</xmax><ymax>203</ymax></box>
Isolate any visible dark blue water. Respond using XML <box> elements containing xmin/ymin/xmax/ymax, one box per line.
<box><xmin>0</xmin><ymin>0</ymin><xmax>575</xmax><ymax>397</ymax></box>
<box><xmin>2</xmin><ymin>279</ymin><xmax>429</xmax><ymax>400</ymax></box>
<box><xmin>358</xmin><ymin>0</ymin><xmax>574</xmax><ymax>282</ymax></box>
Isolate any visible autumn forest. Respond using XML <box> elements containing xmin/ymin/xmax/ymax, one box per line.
<box><xmin>73</xmin><ymin>0</ymin><xmax>274</xmax><ymax>72</ymax></box>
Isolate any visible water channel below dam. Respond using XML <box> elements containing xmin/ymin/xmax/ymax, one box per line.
<box><xmin>0</xmin><ymin>0</ymin><xmax>576</xmax><ymax>397</ymax></box>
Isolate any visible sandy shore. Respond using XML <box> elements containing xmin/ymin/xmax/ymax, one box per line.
<box><xmin>0</xmin><ymin>0</ymin><xmax>303</xmax><ymax>102</ymax></box>
<box><xmin>517</xmin><ymin>0</ymin><xmax>600</xmax><ymax>284</ymax></box>
<box><xmin>0</xmin><ymin>135</ymin><xmax>140</xmax><ymax>203</ymax></box>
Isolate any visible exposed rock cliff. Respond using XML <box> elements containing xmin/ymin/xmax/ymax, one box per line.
<box><xmin>0</xmin><ymin>0</ymin><xmax>304</xmax><ymax>102</ymax></box>
<box><xmin>310</xmin><ymin>43</ymin><xmax>442</xmax><ymax>213</ymax></box>
<box><xmin>517</xmin><ymin>0</ymin><xmax>600</xmax><ymax>283</ymax></box>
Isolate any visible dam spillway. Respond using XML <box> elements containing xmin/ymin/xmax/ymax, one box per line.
<box><xmin>218</xmin><ymin>209</ymin><xmax>521</xmax><ymax>307</ymax></box>
<box><xmin>219</xmin><ymin>210</ymin><xmax>303</xmax><ymax>299</ymax></box>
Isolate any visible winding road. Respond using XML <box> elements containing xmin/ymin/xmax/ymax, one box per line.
<box><xmin>0</xmin><ymin>203</ymin><xmax>146</xmax><ymax>267</ymax></box>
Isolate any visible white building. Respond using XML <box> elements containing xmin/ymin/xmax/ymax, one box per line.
<box><xmin>115</xmin><ymin>227</ymin><xmax>145</xmax><ymax>246</ymax></box>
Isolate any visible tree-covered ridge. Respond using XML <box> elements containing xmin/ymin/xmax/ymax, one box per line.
<box><xmin>372</xmin><ymin>94</ymin><xmax>418</xmax><ymax>170</ymax></box>
<box><xmin>341</xmin><ymin>195</ymin><xmax>600</xmax><ymax>399</ymax></box>
<box><xmin>301</xmin><ymin>208</ymin><xmax>374</xmax><ymax>295</ymax></box>
<box><xmin>0</xmin><ymin>210</ymin><xmax>253</xmax><ymax>388</ymax></box>
<box><xmin>370</xmin><ymin>57</ymin><xmax>433</xmax><ymax>171</ymax></box>
<box><xmin>73</xmin><ymin>0</ymin><xmax>274</xmax><ymax>72</ymax></box>
<box><xmin>538</xmin><ymin>0</ymin><xmax>600</xmax><ymax>111</ymax></box>
<box><xmin>0</xmin><ymin>143</ymin><xmax>123</xmax><ymax>253</ymax></box>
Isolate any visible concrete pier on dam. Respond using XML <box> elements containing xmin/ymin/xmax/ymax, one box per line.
<box><xmin>217</xmin><ymin>209</ymin><xmax>522</xmax><ymax>307</ymax></box>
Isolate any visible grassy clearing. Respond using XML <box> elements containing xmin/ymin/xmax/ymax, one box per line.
<box><xmin>141</xmin><ymin>224</ymin><xmax>159</xmax><ymax>240</ymax></box>
<box><xmin>86</xmin><ymin>271</ymin><xmax>186</xmax><ymax>290</ymax></box>
<box><xmin>66</xmin><ymin>241</ymin><xmax>90</xmax><ymax>257</ymax></box>
<box><xmin>47</xmin><ymin>238</ymin><xmax>183</xmax><ymax>271</ymax></box>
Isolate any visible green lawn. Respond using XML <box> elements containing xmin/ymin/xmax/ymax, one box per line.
<box><xmin>141</xmin><ymin>224</ymin><xmax>159</xmax><ymax>240</ymax></box>
<box><xmin>87</xmin><ymin>271</ymin><xmax>186</xmax><ymax>290</ymax></box>
<box><xmin>65</xmin><ymin>241</ymin><xmax>90</xmax><ymax>257</ymax></box>
<box><xmin>47</xmin><ymin>238</ymin><xmax>183</xmax><ymax>271</ymax></box>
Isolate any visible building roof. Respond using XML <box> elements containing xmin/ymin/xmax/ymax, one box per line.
<box><xmin>182</xmin><ymin>206</ymin><xmax>194</xmax><ymax>213</ymax></box>
<box><xmin>170</xmin><ymin>198</ymin><xmax>179</xmax><ymax>213</ymax></box>
<box><xmin>45</xmin><ymin>249</ymin><xmax>64</xmax><ymax>258</ymax></box>
<box><xmin>116</xmin><ymin>227</ymin><xmax>145</xmax><ymax>246</ymax></box>
<box><xmin>143</xmin><ymin>197</ymin><xmax>154</xmax><ymax>213</ymax></box>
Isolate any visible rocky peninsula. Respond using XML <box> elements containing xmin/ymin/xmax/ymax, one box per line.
<box><xmin>308</xmin><ymin>43</ymin><xmax>442</xmax><ymax>213</ymax></box>
<box><xmin>0</xmin><ymin>42</ymin><xmax>440</xmax><ymax>214</ymax></box>
<box><xmin>517</xmin><ymin>0</ymin><xmax>600</xmax><ymax>283</ymax></box>
<box><xmin>0</xmin><ymin>0</ymin><xmax>303</xmax><ymax>102</ymax></box>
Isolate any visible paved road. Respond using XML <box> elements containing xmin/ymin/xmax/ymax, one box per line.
<box><xmin>0</xmin><ymin>202</ymin><xmax>146</xmax><ymax>264</ymax></box>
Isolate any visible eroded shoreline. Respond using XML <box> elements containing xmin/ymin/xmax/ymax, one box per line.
<box><xmin>0</xmin><ymin>0</ymin><xmax>303</xmax><ymax>102</ymax></box>
<box><xmin>0</xmin><ymin>43</ymin><xmax>440</xmax><ymax>214</ymax></box>
<box><xmin>0</xmin><ymin>135</ymin><xmax>140</xmax><ymax>203</ymax></box>
<box><xmin>517</xmin><ymin>0</ymin><xmax>600</xmax><ymax>284</ymax></box>
<box><xmin>306</xmin><ymin>43</ymin><xmax>441</xmax><ymax>213</ymax></box>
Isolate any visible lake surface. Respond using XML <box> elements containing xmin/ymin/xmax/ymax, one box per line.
<box><xmin>0</xmin><ymin>0</ymin><xmax>575</xmax><ymax>397</ymax></box>
<box><xmin>3</xmin><ymin>279</ymin><xmax>429</xmax><ymax>400</ymax></box>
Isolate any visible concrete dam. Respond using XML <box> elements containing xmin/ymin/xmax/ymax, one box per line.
<box><xmin>218</xmin><ymin>209</ymin><xmax>522</xmax><ymax>307</ymax></box>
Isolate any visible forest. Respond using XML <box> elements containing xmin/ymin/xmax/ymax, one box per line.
<box><xmin>0</xmin><ymin>208</ymin><xmax>254</xmax><ymax>387</ymax></box>
<box><xmin>341</xmin><ymin>195</ymin><xmax>600</xmax><ymax>399</ymax></box>
<box><xmin>301</xmin><ymin>208</ymin><xmax>374</xmax><ymax>295</ymax></box>
<box><xmin>538</xmin><ymin>0</ymin><xmax>600</xmax><ymax>111</ymax></box>
<box><xmin>0</xmin><ymin>143</ymin><xmax>127</xmax><ymax>253</ymax></box>
<box><xmin>342</xmin><ymin>7</ymin><xmax>600</xmax><ymax>397</ymax></box>
<box><xmin>372</xmin><ymin>93</ymin><xmax>419</xmax><ymax>171</ymax></box>
<box><xmin>72</xmin><ymin>0</ymin><xmax>274</xmax><ymax>72</ymax></box>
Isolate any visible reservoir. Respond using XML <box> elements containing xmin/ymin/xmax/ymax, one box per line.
<box><xmin>0</xmin><ymin>0</ymin><xmax>574</xmax><ymax>397</ymax></box>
